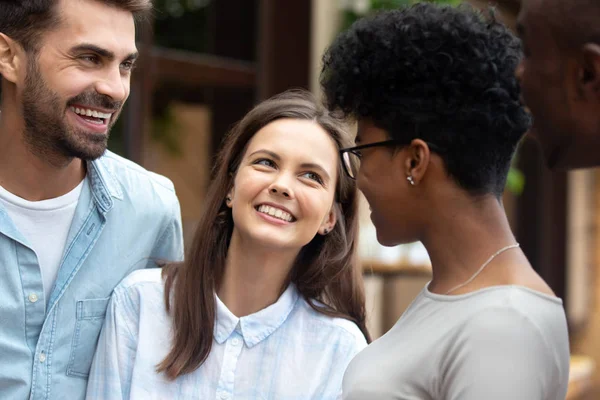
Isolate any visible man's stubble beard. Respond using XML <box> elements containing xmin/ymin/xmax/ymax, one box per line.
<box><xmin>21</xmin><ymin>58</ymin><xmax>122</xmax><ymax>166</ymax></box>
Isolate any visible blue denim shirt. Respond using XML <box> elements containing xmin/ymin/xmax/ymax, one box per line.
<box><xmin>0</xmin><ymin>151</ymin><xmax>184</xmax><ymax>400</ymax></box>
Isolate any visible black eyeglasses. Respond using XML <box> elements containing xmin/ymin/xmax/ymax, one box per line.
<box><xmin>339</xmin><ymin>140</ymin><xmax>445</xmax><ymax>180</ymax></box>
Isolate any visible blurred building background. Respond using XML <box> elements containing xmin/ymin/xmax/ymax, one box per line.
<box><xmin>107</xmin><ymin>0</ymin><xmax>597</xmax><ymax>398</ymax></box>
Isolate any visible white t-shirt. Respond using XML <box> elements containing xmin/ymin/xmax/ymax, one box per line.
<box><xmin>0</xmin><ymin>180</ymin><xmax>85</xmax><ymax>302</ymax></box>
<box><xmin>342</xmin><ymin>284</ymin><xmax>570</xmax><ymax>400</ymax></box>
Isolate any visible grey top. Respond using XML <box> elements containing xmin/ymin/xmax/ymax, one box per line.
<box><xmin>343</xmin><ymin>284</ymin><xmax>570</xmax><ymax>400</ymax></box>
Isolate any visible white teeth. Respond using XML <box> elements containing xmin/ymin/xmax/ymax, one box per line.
<box><xmin>257</xmin><ymin>205</ymin><xmax>293</xmax><ymax>222</ymax></box>
<box><xmin>70</xmin><ymin>106</ymin><xmax>113</xmax><ymax>120</ymax></box>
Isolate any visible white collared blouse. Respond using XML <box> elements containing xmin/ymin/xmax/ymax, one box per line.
<box><xmin>86</xmin><ymin>268</ymin><xmax>367</xmax><ymax>400</ymax></box>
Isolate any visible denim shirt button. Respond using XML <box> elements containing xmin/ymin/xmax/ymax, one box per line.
<box><xmin>28</xmin><ymin>293</ymin><xmax>39</xmax><ymax>303</ymax></box>
<box><xmin>39</xmin><ymin>352</ymin><xmax>46</xmax><ymax>363</ymax></box>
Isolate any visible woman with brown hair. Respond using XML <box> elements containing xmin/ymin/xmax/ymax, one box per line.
<box><xmin>86</xmin><ymin>90</ymin><xmax>370</xmax><ymax>400</ymax></box>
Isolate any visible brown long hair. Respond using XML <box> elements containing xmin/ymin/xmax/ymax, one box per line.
<box><xmin>157</xmin><ymin>89</ymin><xmax>371</xmax><ymax>380</ymax></box>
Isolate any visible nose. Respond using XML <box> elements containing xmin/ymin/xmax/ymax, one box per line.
<box><xmin>94</xmin><ymin>66</ymin><xmax>128</xmax><ymax>103</ymax></box>
<box><xmin>268</xmin><ymin>175</ymin><xmax>294</xmax><ymax>199</ymax></box>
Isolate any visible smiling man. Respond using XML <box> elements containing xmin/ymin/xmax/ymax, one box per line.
<box><xmin>0</xmin><ymin>1</ymin><xmax>183</xmax><ymax>399</ymax></box>
<box><xmin>516</xmin><ymin>0</ymin><xmax>600</xmax><ymax>169</ymax></box>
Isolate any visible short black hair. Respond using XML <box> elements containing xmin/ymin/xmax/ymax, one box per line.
<box><xmin>321</xmin><ymin>3</ymin><xmax>530</xmax><ymax>197</ymax></box>
<box><xmin>0</xmin><ymin>0</ymin><xmax>152</xmax><ymax>52</ymax></box>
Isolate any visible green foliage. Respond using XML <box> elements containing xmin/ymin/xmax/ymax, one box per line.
<box><xmin>341</xmin><ymin>0</ymin><xmax>462</xmax><ymax>30</ymax></box>
<box><xmin>152</xmin><ymin>105</ymin><xmax>183</xmax><ymax>157</ymax></box>
<box><xmin>149</xmin><ymin>1</ymin><xmax>212</xmax><ymax>156</ymax></box>
<box><xmin>506</xmin><ymin>165</ymin><xmax>525</xmax><ymax>196</ymax></box>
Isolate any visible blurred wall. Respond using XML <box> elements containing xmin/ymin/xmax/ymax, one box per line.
<box><xmin>143</xmin><ymin>103</ymin><xmax>212</xmax><ymax>246</ymax></box>
<box><xmin>570</xmin><ymin>170</ymin><xmax>600</xmax><ymax>387</ymax></box>
<box><xmin>310</xmin><ymin>0</ymin><xmax>342</xmax><ymax>96</ymax></box>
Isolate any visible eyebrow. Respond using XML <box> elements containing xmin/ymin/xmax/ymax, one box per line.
<box><xmin>70</xmin><ymin>43</ymin><xmax>139</xmax><ymax>63</ymax></box>
<box><xmin>249</xmin><ymin>149</ymin><xmax>331</xmax><ymax>181</ymax></box>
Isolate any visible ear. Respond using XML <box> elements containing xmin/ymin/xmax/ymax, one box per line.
<box><xmin>225</xmin><ymin>186</ymin><xmax>234</xmax><ymax>208</ymax></box>
<box><xmin>401</xmin><ymin>139</ymin><xmax>431</xmax><ymax>185</ymax></box>
<box><xmin>0</xmin><ymin>33</ymin><xmax>24</xmax><ymax>84</ymax></box>
<box><xmin>579</xmin><ymin>43</ymin><xmax>600</xmax><ymax>101</ymax></box>
<box><xmin>319</xmin><ymin>204</ymin><xmax>338</xmax><ymax>236</ymax></box>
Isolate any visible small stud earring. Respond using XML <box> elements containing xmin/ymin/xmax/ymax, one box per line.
<box><xmin>323</xmin><ymin>228</ymin><xmax>329</xmax><ymax>235</ymax></box>
<box><xmin>407</xmin><ymin>176</ymin><xmax>415</xmax><ymax>186</ymax></box>
<box><xmin>226</xmin><ymin>196</ymin><xmax>232</xmax><ymax>202</ymax></box>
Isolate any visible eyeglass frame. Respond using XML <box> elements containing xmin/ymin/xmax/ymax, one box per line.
<box><xmin>339</xmin><ymin>139</ymin><xmax>446</xmax><ymax>180</ymax></box>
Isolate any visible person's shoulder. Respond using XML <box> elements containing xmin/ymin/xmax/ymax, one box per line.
<box><xmin>297</xmin><ymin>297</ymin><xmax>368</xmax><ymax>348</ymax></box>
<box><xmin>460</xmin><ymin>303</ymin><xmax>543</xmax><ymax>338</ymax></box>
<box><xmin>329</xmin><ymin>315</ymin><xmax>368</xmax><ymax>349</ymax></box>
<box><xmin>451</xmin><ymin>289</ymin><xmax>570</xmax><ymax>381</ymax></box>
<box><xmin>113</xmin><ymin>268</ymin><xmax>165</xmax><ymax>301</ymax></box>
<box><xmin>456</xmin><ymin>287</ymin><xmax>569</xmax><ymax>349</ymax></box>
<box><xmin>95</xmin><ymin>151</ymin><xmax>177</xmax><ymax>199</ymax></box>
<box><xmin>436</xmin><ymin>289</ymin><xmax>570</xmax><ymax>400</ymax></box>
<box><xmin>119</xmin><ymin>267</ymin><xmax>164</xmax><ymax>286</ymax></box>
<box><xmin>464</xmin><ymin>286</ymin><xmax>567</xmax><ymax>327</ymax></box>
<box><xmin>108</xmin><ymin>269</ymin><xmax>170</xmax><ymax>334</ymax></box>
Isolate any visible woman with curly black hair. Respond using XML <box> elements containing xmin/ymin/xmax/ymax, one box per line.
<box><xmin>321</xmin><ymin>3</ymin><xmax>569</xmax><ymax>400</ymax></box>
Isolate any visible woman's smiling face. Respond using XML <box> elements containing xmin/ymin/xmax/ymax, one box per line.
<box><xmin>227</xmin><ymin>118</ymin><xmax>339</xmax><ymax>251</ymax></box>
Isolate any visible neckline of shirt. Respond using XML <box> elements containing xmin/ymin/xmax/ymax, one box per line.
<box><xmin>0</xmin><ymin>177</ymin><xmax>86</xmax><ymax>211</ymax></box>
<box><xmin>214</xmin><ymin>283</ymin><xmax>300</xmax><ymax>348</ymax></box>
<box><xmin>422</xmin><ymin>282</ymin><xmax>563</xmax><ymax>304</ymax></box>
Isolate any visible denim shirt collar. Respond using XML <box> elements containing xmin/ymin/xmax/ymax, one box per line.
<box><xmin>0</xmin><ymin>155</ymin><xmax>122</xmax><ymax>239</ymax></box>
<box><xmin>87</xmin><ymin>156</ymin><xmax>123</xmax><ymax>213</ymax></box>
<box><xmin>214</xmin><ymin>283</ymin><xmax>299</xmax><ymax>348</ymax></box>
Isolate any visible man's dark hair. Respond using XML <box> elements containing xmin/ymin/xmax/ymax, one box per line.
<box><xmin>0</xmin><ymin>0</ymin><xmax>152</xmax><ymax>52</ymax></box>
<box><xmin>321</xmin><ymin>3</ymin><xmax>531</xmax><ymax>197</ymax></box>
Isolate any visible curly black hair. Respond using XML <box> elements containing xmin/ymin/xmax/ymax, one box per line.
<box><xmin>320</xmin><ymin>3</ymin><xmax>530</xmax><ymax>197</ymax></box>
